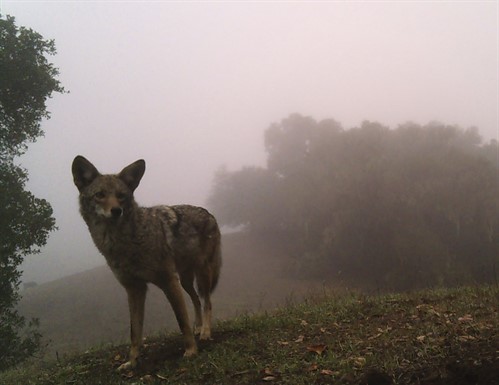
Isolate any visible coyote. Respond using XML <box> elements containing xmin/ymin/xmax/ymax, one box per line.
<box><xmin>71</xmin><ymin>156</ymin><xmax>222</xmax><ymax>371</ymax></box>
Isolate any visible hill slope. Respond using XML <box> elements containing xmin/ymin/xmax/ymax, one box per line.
<box><xmin>4</xmin><ymin>285</ymin><xmax>498</xmax><ymax>385</ymax></box>
<box><xmin>17</xmin><ymin>232</ymin><xmax>324</xmax><ymax>356</ymax></box>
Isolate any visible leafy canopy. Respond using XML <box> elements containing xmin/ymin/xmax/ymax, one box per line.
<box><xmin>0</xmin><ymin>14</ymin><xmax>64</xmax><ymax>370</ymax></box>
<box><xmin>0</xmin><ymin>15</ymin><xmax>65</xmax><ymax>161</ymax></box>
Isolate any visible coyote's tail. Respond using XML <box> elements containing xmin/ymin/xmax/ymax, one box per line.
<box><xmin>208</xmin><ymin>231</ymin><xmax>222</xmax><ymax>293</ymax></box>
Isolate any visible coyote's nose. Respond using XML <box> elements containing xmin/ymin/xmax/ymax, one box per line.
<box><xmin>111</xmin><ymin>207</ymin><xmax>123</xmax><ymax>219</ymax></box>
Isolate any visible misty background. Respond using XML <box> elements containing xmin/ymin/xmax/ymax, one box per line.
<box><xmin>1</xmin><ymin>1</ymin><xmax>497</xmax><ymax>284</ymax></box>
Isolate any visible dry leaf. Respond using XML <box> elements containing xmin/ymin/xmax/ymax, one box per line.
<box><xmin>261</xmin><ymin>368</ymin><xmax>279</xmax><ymax>381</ymax></box>
<box><xmin>321</xmin><ymin>369</ymin><xmax>339</xmax><ymax>376</ymax></box>
<box><xmin>156</xmin><ymin>373</ymin><xmax>169</xmax><ymax>380</ymax></box>
<box><xmin>114</xmin><ymin>354</ymin><xmax>122</xmax><ymax>361</ymax></box>
<box><xmin>416</xmin><ymin>335</ymin><xmax>426</xmax><ymax>342</ymax></box>
<box><xmin>458</xmin><ymin>335</ymin><xmax>476</xmax><ymax>342</ymax></box>
<box><xmin>277</xmin><ymin>341</ymin><xmax>289</xmax><ymax>346</ymax></box>
<box><xmin>307</xmin><ymin>344</ymin><xmax>327</xmax><ymax>355</ymax></box>
<box><xmin>368</xmin><ymin>332</ymin><xmax>383</xmax><ymax>340</ymax></box>
<box><xmin>458</xmin><ymin>314</ymin><xmax>473</xmax><ymax>323</ymax></box>
<box><xmin>306</xmin><ymin>363</ymin><xmax>318</xmax><ymax>372</ymax></box>
<box><xmin>295</xmin><ymin>335</ymin><xmax>305</xmax><ymax>343</ymax></box>
<box><xmin>353</xmin><ymin>357</ymin><xmax>366</xmax><ymax>368</ymax></box>
<box><xmin>121</xmin><ymin>371</ymin><xmax>134</xmax><ymax>379</ymax></box>
<box><xmin>301</xmin><ymin>320</ymin><xmax>309</xmax><ymax>326</ymax></box>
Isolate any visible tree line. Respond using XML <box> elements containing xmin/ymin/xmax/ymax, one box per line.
<box><xmin>209</xmin><ymin>114</ymin><xmax>499</xmax><ymax>290</ymax></box>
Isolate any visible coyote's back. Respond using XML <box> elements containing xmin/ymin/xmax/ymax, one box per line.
<box><xmin>71</xmin><ymin>155</ymin><xmax>222</xmax><ymax>371</ymax></box>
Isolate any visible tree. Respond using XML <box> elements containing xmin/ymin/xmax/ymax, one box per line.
<box><xmin>0</xmin><ymin>15</ymin><xmax>64</xmax><ymax>369</ymax></box>
<box><xmin>209</xmin><ymin>114</ymin><xmax>499</xmax><ymax>290</ymax></box>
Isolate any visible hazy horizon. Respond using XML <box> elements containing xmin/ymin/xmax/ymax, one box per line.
<box><xmin>2</xmin><ymin>1</ymin><xmax>497</xmax><ymax>284</ymax></box>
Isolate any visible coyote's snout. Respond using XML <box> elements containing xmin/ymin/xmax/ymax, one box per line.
<box><xmin>72</xmin><ymin>156</ymin><xmax>222</xmax><ymax>371</ymax></box>
<box><xmin>94</xmin><ymin>192</ymin><xmax>124</xmax><ymax>219</ymax></box>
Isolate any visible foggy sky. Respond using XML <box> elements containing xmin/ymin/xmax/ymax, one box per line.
<box><xmin>2</xmin><ymin>1</ymin><xmax>497</xmax><ymax>283</ymax></box>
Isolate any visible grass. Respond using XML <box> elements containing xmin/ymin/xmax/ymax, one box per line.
<box><xmin>2</xmin><ymin>285</ymin><xmax>498</xmax><ymax>385</ymax></box>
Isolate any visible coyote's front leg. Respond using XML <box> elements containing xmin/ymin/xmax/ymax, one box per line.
<box><xmin>117</xmin><ymin>283</ymin><xmax>147</xmax><ymax>372</ymax></box>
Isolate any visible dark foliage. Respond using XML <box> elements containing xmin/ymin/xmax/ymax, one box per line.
<box><xmin>0</xmin><ymin>14</ymin><xmax>63</xmax><ymax>370</ymax></box>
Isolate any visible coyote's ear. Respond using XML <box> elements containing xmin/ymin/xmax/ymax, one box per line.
<box><xmin>118</xmin><ymin>159</ymin><xmax>145</xmax><ymax>192</ymax></box>
<box><xmin>72</xmin><ymin>156</ymin><xmax>100</xmax><ymax>192</ymax></box>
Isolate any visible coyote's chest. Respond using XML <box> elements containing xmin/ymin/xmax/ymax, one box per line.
<box><xmin>89</xmin><ymin>220</ymin><xmax>164</xmax><ymax>276</ymax></box>
<box><xmin>87</xmin><ymin>209</ymin><xmax>179</xmax><ymax>281</ymax></box>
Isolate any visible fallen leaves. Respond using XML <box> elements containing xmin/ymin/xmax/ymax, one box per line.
<box><xmin>320</xmin><ymin>368</ymin><xmax>340</xmax><ymax>376</ymax></box>
<box><xmin>457</xmin><ymin>334</ymin><xmax>477</xmax><ymax>342</ymax></box>
<box><xmin>368</xmin><ymin>326</ymin><xmax>392</xmax><ymax>340</ymax></box>
<box><xmin>120</xmin><ymin>371</ymin><xmax>134</xmax><ymax>379</ymax></box>
<box><xmin>261</xmin><ymin>368</ymin><xmax>279</xmax><ymax>382</ymax></box>
<box><xmin>458</xmin><ymin>314</ymin><xmax>473</xmax><ymax>323</ymax></box>
<box><xmin>294</xmin><ymin>335</ymin><xmax>305</xmax><ymax>343</ymax></box>
<box><xmin>138</xmin><ymin>373</ymin><xmax>174</xmax><ymax>382</ymax></box>
<box><xmin>352</xmin><ymin>356</ymin><xmax>366</xmax><ymax>368</ymax></box>
<box><xmin>305</xmin><ymin>363</ymin><xmax>340</xmax><ymax>377</ymax></box>
<box><xmin>306</xmin><ymin>343</ymin><xmax>328</xmax><ymax>355</ymax></box>
<box><xmin>275</xmin><ymin>334</ymin><xmax>304</xmax><ymax>346</ymax></box>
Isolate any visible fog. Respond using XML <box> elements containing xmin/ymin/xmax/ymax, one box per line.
<box><xmin>2</xmin><ymin>2</ymin><xmax>497</xmax><ymax>283</ymax></box>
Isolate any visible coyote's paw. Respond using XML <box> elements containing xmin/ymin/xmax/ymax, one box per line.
<box><xmin>183</xmin><ymin>346</ymin><xmax>198</xmax><ymax>358</ymax></box>
<box><xmin>117</xmin><ymin>360</ymin><xmax>136</xmax><ymax>372</ymax></box>
<box><xmin>199</xmin><ymin>327</ymin><xmax>212</xmax><ymax>341</ymax></box>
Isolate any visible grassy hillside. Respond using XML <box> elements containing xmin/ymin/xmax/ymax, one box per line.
<box><xmin>3</xmin><ymin>285</ymin><xmax>498</xmax><ymax>385</ymax></box>
<box><xmin>17</xmin><ymin>232</ymin><xmax>325</xmax><ymax>356</ymax></box>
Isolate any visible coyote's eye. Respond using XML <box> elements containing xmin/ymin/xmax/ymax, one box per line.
<box><xmin>116</xmin><ymin>192</ymin><xmax>126</xmax><ymax>201</ymax></box>
<box><xmin>94</xmin><ymin>191</ymin><xmax>106</xmax><ymax>200</ymax></box>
